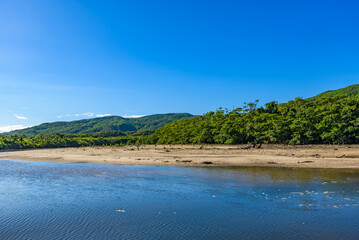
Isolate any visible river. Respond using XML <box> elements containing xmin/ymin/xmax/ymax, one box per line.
<box><xmin>1</xmin><ymin>159</ymin><xmax>359</xmax><ymax>239</ymax></box>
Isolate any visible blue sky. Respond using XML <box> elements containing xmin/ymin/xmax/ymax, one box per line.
<box><xmin>0</xmin><ymin>0</ymin><xmax>358</xmax><ymax>132</ymax></box>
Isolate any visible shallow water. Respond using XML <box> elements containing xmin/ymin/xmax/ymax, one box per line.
<box><xmin>1</xmin><ymin>160</ymin><xmax>359</xmax><ymax>239</ymax></box>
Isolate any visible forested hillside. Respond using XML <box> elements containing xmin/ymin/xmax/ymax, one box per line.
<box><xmin>142</xmin><ymin>95</ymin><xmax>359</xmax><ymax>145</ymax></box>
<box><xmin>2</xmin><ymin>86</ymin><xmax>359</xmax><ymax>150</ymax></box>
<box><xmin>3</xmin><ymin>113</ymin><xmax>193</xmax><ymax>136</ymax></box>
<box><xmin>308</xmin><ymin>84</ymin><xmax>359</xmax><ymax>100</ymax></box>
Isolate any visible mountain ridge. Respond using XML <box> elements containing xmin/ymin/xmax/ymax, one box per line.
<box><xmin>3</xmin><ymin>113</ymin><xmax>193</xmax><ymax>136</ymax></box>
<box><xmin>4</xmin><ymin>84</ymin><xmax>359</xmax><ymax>137</ymax></box>
<box><xmin>308</xmin><ymin>84</ymin><xmax>359</xmax><ymax>100</ymax></box>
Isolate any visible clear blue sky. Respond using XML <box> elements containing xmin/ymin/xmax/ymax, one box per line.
<box><xmin>0</xmin><ymin>0</ymin><xmax>358</xmax><ymax>132</ymax></box>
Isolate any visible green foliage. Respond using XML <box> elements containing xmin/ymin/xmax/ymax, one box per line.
<box><xmin>3</xmin><ymin>91</ymin><xmax>359</xmax><ymax>150</ymax></box>
<box><xmin>308</xmin><ymin>84</ymin><xmax>359</xmax><ymax>101</ymax></box>
<box><xmin>3</xmin><ymin>113</ymin><xmax>193</xmax><ymax>137</ymax></box>
<box><xmin>0</xmin><ymin>131</ymin><xmax>147</xmax><ymax>150</ymax></box>
<box><xmin>146</xmin><ymin>95</ymin><xmax>359</xmax><ymax>145</ymax></box>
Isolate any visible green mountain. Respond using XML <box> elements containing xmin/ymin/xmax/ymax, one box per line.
<box><xmin>3</xmin><ymin>113</ymin><xmax>193</xmax><ymax>136</ymax></box>
<box><xmin>308</xmin><ymin>84</ymin><xmax>359</xmax><ymax>100</ymax></box>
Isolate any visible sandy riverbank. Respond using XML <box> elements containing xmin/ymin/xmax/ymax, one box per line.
<box><xmin>1</xmin><ymin>144</ymin><xmax>359</xmax><ymax>168</ymax></box>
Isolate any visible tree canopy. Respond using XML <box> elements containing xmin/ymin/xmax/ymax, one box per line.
<box><xmin>142</xmin><ymin>95</ymin><xmax>359</xmax><ymax>145</ymax></box>
<box><xmin>2</xmin><ymin>95</ymin><xmax>359</xmax><ymax>150</ymax></box>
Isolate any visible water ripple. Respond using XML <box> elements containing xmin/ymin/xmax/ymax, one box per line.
<box><xmin>0</xmin><ymin>159</ymin><xmax>359</xmax><ymax>239</ymax></box>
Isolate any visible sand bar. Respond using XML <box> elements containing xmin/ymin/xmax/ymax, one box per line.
<box><xmin>1</xmin><ymin>144</ymin><xmax>359</xmax><ymax>169</ymax></box>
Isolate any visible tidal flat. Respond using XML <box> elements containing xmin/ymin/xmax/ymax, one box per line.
<box><xmin>2</xmin><ymin>144</ymin><xmax>359</xmax><ymax>168</ymax></box>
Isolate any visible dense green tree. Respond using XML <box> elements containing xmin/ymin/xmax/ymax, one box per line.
<box><xmin>2</xmin><ymin>95</ymin><xmax>359</xmax><ymax>150</ymax></box>
<box><xmin>147</xmin><ymin>95</ymin><xmax>359</xmax><ymax>145</ymax></box>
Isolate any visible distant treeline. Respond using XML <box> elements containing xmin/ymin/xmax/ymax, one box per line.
<box><xmin>0</xmin><ymin>131</ymin><xmax>153</xmax><ymax>150</ymax></box>
<box><xmin>2</xmin><ymin>95</ymin><xmax>359</xmax><ymax>150</ymax></box>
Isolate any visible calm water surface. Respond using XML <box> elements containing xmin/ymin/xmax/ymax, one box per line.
<box><xmin>1</xmin><ymin>159</ymin><xmax>359</xmax><ymax>239</ymax></box>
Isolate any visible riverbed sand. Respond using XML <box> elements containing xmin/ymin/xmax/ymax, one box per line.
<box><xmin>1</xmin><ymin>144</ymin><xmax>359</xmax><ymax>168</ymax></box>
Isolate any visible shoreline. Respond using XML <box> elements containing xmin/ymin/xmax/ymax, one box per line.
<box><xmin>1</xmin><ymin>144</ymin><xmax>359</xmax><ymax>169</ymax></box>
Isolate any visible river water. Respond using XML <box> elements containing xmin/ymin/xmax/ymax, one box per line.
<box><xmin>0</xmin><ymin>159</ymin><xmax>359</xmax><ymax>239</ymax></box>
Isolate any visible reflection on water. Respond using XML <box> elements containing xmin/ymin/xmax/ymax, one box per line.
<box><xmin>222</xmin><ymin>166</ymin><xmax>359</xmax><ymax>183</ymax></box>
<box><xmin>0</xmin><ymin>160</ymin><xmax>359</xmax><ymax>239</ymax></box>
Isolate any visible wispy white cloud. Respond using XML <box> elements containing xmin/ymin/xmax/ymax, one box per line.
<box><xmin>57</xmin><ymin>113</ymin><xmax>111</xmax><ymax>118</ymax></box>
<box><xmin>74</xmin><ymin>112</ymin><xmax>94</xmax><ymax>117</ymax></box>
<box><xmin>96</xmin><ymin>114</ymin><xmax>111</xmax><ymax>117</ymax></box>
<box><xmin>14</xmin><ymin>114</ymin><xmax>28</xmax><ymax>120</ymax></box>
<box><xmin>122</xmin><ymin>115</ymin><xmax>145</xmax><ymax>118</ymax></box>
<box><xmin>57</xmin><ymin>114</ymin><xmax>72</xmax><ymax>118</ymax></box>
<box><xmin>57</xmin><ymin>113</ymin><xmax>94</xmax><ymax>118</ymax></box>
<box><xmin>0</xmin><ymin>125</ymin><xmax>31</xmax><ymax>133</ymax></box>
